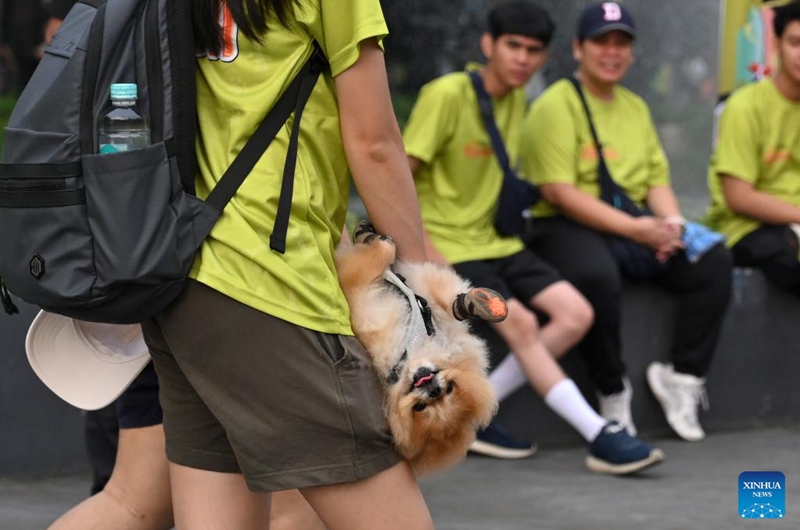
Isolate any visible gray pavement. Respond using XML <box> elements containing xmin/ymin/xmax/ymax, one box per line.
<box><xmin>1</xmin><ymin>426</ymin><xmax>798</xmax><ymax>530</ymax></box>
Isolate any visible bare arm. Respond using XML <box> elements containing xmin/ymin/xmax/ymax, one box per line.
<box><xmin>722</xmin><ymin>174</ymin><xmax>800</xmax><ymax>225</ymax></box>
<box><xmin>335</xmin><ymin>39</ymin><xmax>426</xmax><ymax>262</ymax></box>
<box><xmin>541</xmin><ymin>182</ymin><xmax>674</xmax><ymax>250</ymax></box>
<box><xmin>646</xmin><ymin>184</ymin><xmax>684</xmax><ymax>258</ymax></box>
<box><xmin>646</xmin><ymin>185</ymin><xmax>682</xmax><ymax>219</ymax></box>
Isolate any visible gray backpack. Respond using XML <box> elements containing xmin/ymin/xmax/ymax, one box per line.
<box><xmin>0</xmin><ymin>0</ymin><xmax>326</xmax><ymax>324</ymax></box>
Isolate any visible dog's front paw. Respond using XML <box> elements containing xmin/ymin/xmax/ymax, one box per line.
<box><xmin>354</xmin><ymin>220</ymin><xmax>393</xmax><ymax>245</ymax></box>
<box><xmin>452</xmin><ymin>288</ymin><xmax>508</xmax><ymax>322</ymax></box>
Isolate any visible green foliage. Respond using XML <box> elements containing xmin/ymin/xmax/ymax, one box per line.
<box><xmin>392</xmin><ymin>92</ymin><xmax>418</xmax><ymax>130</ymax></box>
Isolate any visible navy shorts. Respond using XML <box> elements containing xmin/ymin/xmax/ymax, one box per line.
<box><xmin>115</xmin><ymin>361</ymin><xmax>163</xmax><ymax>429</ymax></box>
<box><xmin>453</xmin><ymin>249</ymin><xmax>562</xmax><ymax>304</ymax></box>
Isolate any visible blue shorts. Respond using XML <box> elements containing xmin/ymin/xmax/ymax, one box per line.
<box><xmin>115</xmin><ymin>361</ymin><xmax>162</xmax><ymax>429</ymax></box>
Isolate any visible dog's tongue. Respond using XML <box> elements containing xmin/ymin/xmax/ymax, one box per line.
<box><xmin>414</xmin><ymin>374</ymin><xmax>435</xmax><ymax>388</ymax></box>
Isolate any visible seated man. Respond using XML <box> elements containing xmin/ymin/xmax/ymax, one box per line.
<box><xmin>403</xmin><ymin>0</ymin><xmax>663</xmax><ymax>475</ymax></box>
<box><xmin>521</xmin><ymin>2</ymin><xmax>732</xmax><ymax>442</ymax></box>
<box><xmin>707</xmin><ymin>1</ymin><xmax>800</xmax><ymax>295</ymax></box>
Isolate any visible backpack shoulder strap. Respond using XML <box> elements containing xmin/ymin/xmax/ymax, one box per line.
<box><xmin>202</xmin><ymin>44</ymin><xmax>329</xmax><ymax>254</ymax></box>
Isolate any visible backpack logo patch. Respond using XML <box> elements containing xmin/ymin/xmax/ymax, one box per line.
<box><xmin>30</xmin><ymin>255</ymin><xmax>45</xmax><ymax>279</ymax></box>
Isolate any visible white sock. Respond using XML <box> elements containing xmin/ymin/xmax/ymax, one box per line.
<box><xmin>488</xmin><ymin>353</ymin><xmax>528</xmax><ymax>402</ymax></box>
<box><xmin>544</xmin><ymin>379</ymin><xmax>607</xmax><ymax>442</ymax></box>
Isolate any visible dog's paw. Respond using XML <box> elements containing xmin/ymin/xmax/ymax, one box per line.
<box><xmin>452</xmin><ymin>288</ymin><xmax>508</xmax><ymax>322</ymax></box>
<box><xmin>354</xmin><ymin>220</ymin><xmax>393</xmax><ymax>245</ymax></box>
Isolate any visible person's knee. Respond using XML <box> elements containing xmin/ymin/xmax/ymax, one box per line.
<box><xmin>502</xmin><ymin>303</ymin><xmax>540</xmax><ymax>342</ymax></box>
<box><xmin>558</xmin><ymin>294</ymin><xmax>594</xmax><ymax>339</ymax></box>
<box><xmin>532</xmin><ymin>282</ymin><xmax>594</xmax><ymax>341</ymax></box>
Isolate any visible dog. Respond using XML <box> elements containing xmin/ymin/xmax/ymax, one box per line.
<box><xmin>335</xmin><ymin>221</ymin><xmax>506</xmax><ymax>474</ymax></box>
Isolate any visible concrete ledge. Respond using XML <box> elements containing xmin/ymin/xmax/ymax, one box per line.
<box><xmin>2</xmin><ymin>268</ymin><xmax>798</xmax><ymax>474</ymax></box>
<box><xmin>487</xmin><ymin>267</ymin><xmax>800</xmax><ymax>446</ymax></box>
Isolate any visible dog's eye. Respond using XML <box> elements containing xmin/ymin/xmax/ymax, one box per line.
<box><xmin>413</xmin><ymin>403</ymin><xmax>427</xmax><ymax>412</ymax></box>
<box><xmin>446</xmin><ymin>381</ymin><xmax>455</xmax><ymax>394</ymax></box>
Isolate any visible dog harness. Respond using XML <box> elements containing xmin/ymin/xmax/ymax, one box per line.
<box><xmin>382</xmin><ymin>269</ymin><xmax>436</xmax><ymax>385</ymax></box>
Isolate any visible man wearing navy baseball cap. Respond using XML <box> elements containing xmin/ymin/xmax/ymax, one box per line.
<box><xmin>520</xmin><ymin>0</ymin><xmax>733</xmax><ymax>445</ymax></box>
<box><xmin>577</xmin><ymin>1</ymin><xmax>636</xmax><ymax>42</ymax></box>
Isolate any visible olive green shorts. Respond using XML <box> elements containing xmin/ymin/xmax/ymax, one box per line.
<box><xmin>141</xmin><ymin>280</ymin><xmax>401</xmax><ymax>492</ymax></box>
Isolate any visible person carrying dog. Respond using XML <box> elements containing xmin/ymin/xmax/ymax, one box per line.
<box><xmin>140</xmin><ymin>1</ymin><xmax>435</xmax><ymax>529</ymax></box>
<box><xmin>403</xmin><ymin>0</ymin><xmax>663</xmax><ymax>475</ymax></box>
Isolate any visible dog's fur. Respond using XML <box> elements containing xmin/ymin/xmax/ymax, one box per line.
<box><xmin>335</xmin><ymin>228</ymin><xmax>498</xmax><ymax>475</ymax></box>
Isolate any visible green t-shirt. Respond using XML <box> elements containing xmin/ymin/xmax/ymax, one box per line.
<box><xmin>522</xmin><ymin>79</ymin><xmax>670</xmax><ymax>217</ymax></box>
<box><xmin>191</xmin><ymin>0</ymin><xmax>388</xmax><ymax>335</ymax></box>
<box><xmin>706</xmin><ymin>78</ymin><xmax>800</xmax><ymax>246</ymax></box>
<box><xmin>403</xmin><ymin>68</ymin><xmax>526</xmax><ymax>264</ymax></box>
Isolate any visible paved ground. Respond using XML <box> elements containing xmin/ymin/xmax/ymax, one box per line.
<box><xmin>1</xmin><ymin>426</ymin><xmax>797</xmax><ymax>529</ymax></box>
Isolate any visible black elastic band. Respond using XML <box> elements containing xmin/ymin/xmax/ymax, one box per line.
<box><xmin>145</xmin><ymin>0</ymin><xmax>164</xmax><ymax>144</ymax></box>
<box><xmin>0</xmin><ymin>190</ymin><xmax>85</xmax><ymax>208</ymax></box>
<box><xmin>0</xmin><ymin>162</ymin><xmax>82</xmax><ymax>178</ymax></box>
<box><xmin>80</xmin><ymin>2</ymin><xmax>106</xmax><ymax>155</ymax></box>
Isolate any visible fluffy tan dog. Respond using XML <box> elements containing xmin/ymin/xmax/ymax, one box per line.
<box><xmin>335</xmin><ymin>221</ymin><xmax>504</xmax><ymax>475</ymax></box>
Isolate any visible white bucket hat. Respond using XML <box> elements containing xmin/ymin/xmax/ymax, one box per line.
<box><xmin>25</xmin><ymin>310</ymin><xmax>151</xmax><ymax>410</ymax></box>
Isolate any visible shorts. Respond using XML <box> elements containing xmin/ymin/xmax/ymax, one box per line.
<box><xmin>141</xmin><ymin>280</ymin><xmax>401</xmax><ymax>493</ymax></box>
<box><xmin>116</xmin><ymin>361</ymin><xmax>163</xmax><ymax>429</ymax></box>
<box><xmin>453</xmin><ymin>249</ymin><xmax>562</xmax><ymax>304</ymax></box>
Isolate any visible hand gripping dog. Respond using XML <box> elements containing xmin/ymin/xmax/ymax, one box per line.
<box><xmin>335</xmin><ymin>221</ymin><xmax>507</xmax><ymax>474</ymax></box>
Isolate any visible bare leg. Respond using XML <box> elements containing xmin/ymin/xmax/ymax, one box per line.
<box><xmin>491</xmin><ymin>298</ymin><xmax>567</xmax><ymax>396</ymax></box>
<box><xmin>528</xmin><ymin>280</ymin><xmax>593</xmax><ymax>359</ymax></box>
<box><xmin>301</xmin><ymin>461</ymin><xmax>434</xmax><ymax>530</ymax></box>
<box><xmin>271</xmin><ymin>490</ymin><xmax>327</xmax><ymax>530</ymax></box>
<box><xmin>168</xmin><ymin>463</ymin><xmax>270</xmax><ymax>530</ymax></box>
<box><xmin>48</xmin><ymin>425</ymin><xmax>173</xmax><ymax>530</ymax></box>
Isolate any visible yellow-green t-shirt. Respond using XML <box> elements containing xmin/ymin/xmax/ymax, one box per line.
<box><xmin>403</xmin><ymin>68</ymin><xmax>526</xmax><ymax>264</ymax></box>
<box><xmin>706</xmin><ymin>78</ymin><xmax>800</xmax><ymax>246</ymax></box>
<box><xmin>191</xmin><ymin>0</ymin><xmax>388</xmax><ymax>335</ymax></box>
<box><xmin>522</xmin><ymin>79</ymin><xmax>670</xmax><ymax>217</ymax></box>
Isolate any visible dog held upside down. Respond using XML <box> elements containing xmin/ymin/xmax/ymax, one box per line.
<box><xmin>335</xmin><ymin>221</ymin><xmax>507</xmax><ymax>474</ymax></box>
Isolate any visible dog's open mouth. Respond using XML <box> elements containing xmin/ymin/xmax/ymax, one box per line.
<box><xmin>410</xmin><ymin>369</ymin><xmax>444</xmax><ymax>400</ymax></box>
<box><xmin>413</xmin><ymin>372</ymin><xmax>437</xmax><ymax>389</ymax></box>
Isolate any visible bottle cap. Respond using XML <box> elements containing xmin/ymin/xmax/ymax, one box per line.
<box><xmin>110</xmin><ymin>83</ymin><xmax>138</xmax><ymax>101</ymax></box>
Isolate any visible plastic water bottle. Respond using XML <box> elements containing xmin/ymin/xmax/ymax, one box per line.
<box><xmin>98</xmin><ymin>83</ymin><xmax>149</xmax><ymax>154</ymax></box>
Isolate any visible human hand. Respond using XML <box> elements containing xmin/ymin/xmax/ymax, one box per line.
<box><xmin>629</xmin><ymin>216</ymin><xmax>679</xmax><ymax>251</ymax></box>
<box><xmin>663</xmin><ymin>215</ymin><xmax>686</xmax><ymax>239</ymax></box>
<box><xmin>655</xmin><ymin>238</ymin><xmax>684</xmax><ymax>262</ymax></box>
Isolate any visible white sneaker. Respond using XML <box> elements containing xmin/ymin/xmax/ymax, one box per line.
<box><xmin>597</xmin><ymin>377</ymin><xmax>637</xmax><ymax>436</ymax></box>
<box><xmin>646</xmin><ymin>362</ymin><xmax>708</xmax><ymax>442</ymax></box>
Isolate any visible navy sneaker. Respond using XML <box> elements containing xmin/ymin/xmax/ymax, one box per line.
<box><xmin>586</xmin><ymin>422</ymin><xmax>665</xmax><ymax>475</ymax></box>
<box><xmin>469</xmin><ymin>421</ymin><xmax>537</xmax><ymax>459</ymax></box>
